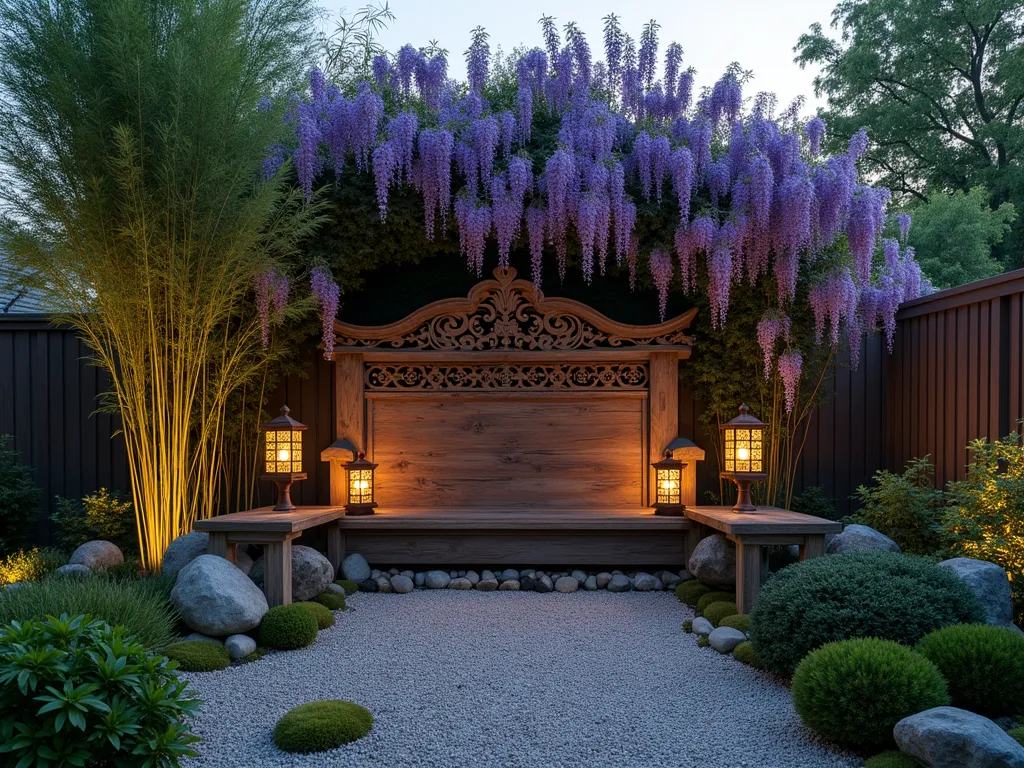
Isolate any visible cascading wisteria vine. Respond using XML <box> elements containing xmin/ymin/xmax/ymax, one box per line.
<box><xmin>254</xmin><ymin>269</ymin><xmax>290</xmax><ymax>350</ymax></box>
<box><xmin>310</xmin><ymin>266</ymin><xmax>340</xmax><ymax>360</ymax></box>
<box><xmin>267</xmin><ymin>15</ymin><xmax>931</xmax><ymax>400</ymax></box>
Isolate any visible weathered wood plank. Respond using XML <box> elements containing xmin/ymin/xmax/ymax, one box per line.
<box><xmin>339</xmin><ymin>508</ymin><xmax>692</xmax><ymax>530</ymax></box>
<box><xmin>195</xmin><ymin>506</ymin><xmax>345</xmax><ymax>533</ymax></box>
<box><xmin>649</xmin><ymin>351</ymin><xmax>679</xmax><ymax>506</ymax></box>
<box><xmin>684</xmin><ymin>506</ymin><xmax>842</xmax><ymax>535</ymax></box>
<box><xmin>734</xmin><ymin>540</ymin><xmax>761</xmax><ymax>614</ymax></box>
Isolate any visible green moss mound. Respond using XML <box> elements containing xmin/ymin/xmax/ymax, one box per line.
<box><xmin>719</xmin><ymin>613</ymin><xmax>750</xmax><ymax>632</ymax></box>
<box><xmin>696</xmin><ymin>590</ymin><xmax>736</xmax><ymax>612</ymax></box>
<box><xmin>334</xmin><ymin>579</ymin><xmax>359</xmax><ymax>595</ymax></box>
<box><xmin>682</xmin><ymin>619</ymin><xmax>693</xmax><ymax>633</ymax></box>
<box><xmin>732</xmin><ymin>641</ymin><xmax>762</xmax><ymax>669</ymax></box>
<box><xmin>294</xmin><ymin>601</ymin><xmax>335</xmax><ymax>630</ymax></box>
<box><xmin>916</xmin><ymin>623</ymin><xmax>1024</xmax><ymax>718</ymax></box>
<box><xmin>163</xmin><ymin>640</ymin><xmax>230</xmax><ymax>672</ymax></box>
<box><xmin>273</xmin><ymin>700</ymin><xmax>373</xmax><ymax>753</ymax></box>
<box><xmin>697</xmin><ymin>635</ymin><xmax>709</xmax><ymax>648</ymax></box>
<box><xmin>703</xmin><ymin>601</ymin><xmax>739</xmax><ymax>627</ymax></box>
<box><xmin>313</xmin><ymin>591</ymin><xmax>347</xmax><ymax>611</ymax></box>
<box><xmin>749</xmin><ymin>552</ymin><xmax>983</xmax><ymax>677</ymax></box>
<box><xmin>675</xmin><ymin>581</ymin><xmax>711</xmax><ymax>606</ymax></box>
<box><xmin>864</xmin><ymin>751</ymin><xmax>920</xmax><ymax>768</ymax></box>
<box><xmin>258</xmin><ymin>604</ymin><xmax>318</xmax><ymax>650</ymax></box>
<box><xmin>792</xmin><ymin>638</ymin><xmax>949</xmax><ymax>752</ymax></box>
<box><xmin>1009</xmin><ymin>726</ymin><xmax>1024</xmax><ymax>747</ymax></box>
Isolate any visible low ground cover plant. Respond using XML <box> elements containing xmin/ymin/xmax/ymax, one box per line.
<box><xmin>850</xmin><ymin>457</ymin><xmax>945</xmax><ymax>555</ymax></box>
<box><xmin>732</xmin><ymin>641</ymin><xmax>762</xmax><ymax>668</ymax></box>
<box><xmin>791</xmin><ymin>638</ymin><xmax>949</xmax><ymax>752</ymax></box>
<box><xmin>749</xmin><ymin>551</ymin><xmax>982</xmax><ymax>677</ymax></box>
<box><xmin>719</xmin><ymin>614</ymin><xmax>750</xmax><ymax>632</ymax></box>
<box><xmin>0</xmin><ymin>614</ymin><xmax>199</xmax><ymax>766</ymax></box>
<box><xmin>51</xmin><ymin>488</ymin><xmax>137</xmax><ymax>556</ymax></box>
<box><xmin>864</xmin><ymin>752</ymin><xmax>920</xmax><ymax>768</ymax></box>
<box><xmin>273</xmin><ymin>700</ymin><xmax>373</xmax><ymax>753</ymax></box>
<box><xmin>0</xmin><ymin>547</ymin><xmax>65</xmax><ymax>585</ymax></box>
<box><xmin>259</xmin><ymin>604</ymin><xmax>318</xmax><ymax>650</ymax></box>
<box><xmin>0</xmin><ymin>435</ymin><xmax>41</xmax><ymax>557</ymax></box>
<box><xmin>294</xmin><ymin>601</ymin><xmax>335</xmax><ymax>629</ymax></box>
<box><xmin>675</xmin><ymin>581</ymin><xmax>711</xmax><ymax>606</ymax></box>
<box><xmin>696</xmin><ymin>590</ymin><xmax>735</xmax><ymax>613</ymax></box>
<box><xmin>313</xmin><ymin>591</ymin><xmax>346</xmax><ymax>611</ymax></box>
<box><xmin>703</xmin><ymin>601</ymin><xmax>739</xmax><ymax>627</ymax></box>
<box><xmin>163</xmin><ymin>640</ymin><xmax>231</xmax><ymax>672</ymax></box>
<box><xmin>334</xmin><ymin>579</ymin><xmax>359</xmax><ymax>595</ymax></box>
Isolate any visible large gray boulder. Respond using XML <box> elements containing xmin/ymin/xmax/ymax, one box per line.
<box><xmin>894</xmin><ymin>707</ymin><xmax>1024</xmax><ymax>768</ymax></box>
<box><xmin>826</xmin><ymin>523</ymin><xmax>900</xmax><ymax>555</ymax></box>
<box><xmin>937</xmin><ymin>557</ymin><xmax>1015</xmax><ymax>628</ymax></box>
<box><xmin>250</xmin><ymin>546</ymin><xmax>334</xmax><ymax>602</ymax></box>
<box><xmin>341</xmin><ymin>553</ymin><xmax>370</xmax><ymax>582</ymax></box>
<box><xmin>161</xmin><ymin>532</ymin><xmax>208</xmax><ymax>578</ymax></box>
<box><xmin>171</xmin><ymin>555</ymin><xmax>268</xmax><ymax>635</ymax></box>
<box><xmin>68</xmin><ymin>540</ymin><xmax>123</xmax><ymax>572</ymax></box>
<box><xmin>688</xmin><ymin>534</ymin><xmax>736</xmax><ymax>587</ymax></box>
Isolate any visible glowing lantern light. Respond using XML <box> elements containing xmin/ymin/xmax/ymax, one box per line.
<box><xmin>651</xmin><ymin>450</ymin><xmax>686</xmax><ymax>516</ymax></box>
<box><xmin>261</xmin><ymin>405</ymin><xmax>306</xmax><ymax>511</ymax></box>
<box><xmin>720</xmin><ymin>403</ymin><xmax>767</xmax><ymax>512</ymax></box>
<box><xmin>344</xmin><ymin>453</ymin><xmax>378</xmax><ymax>516</ymax></box>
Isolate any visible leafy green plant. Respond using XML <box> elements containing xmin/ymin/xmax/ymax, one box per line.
<box><xmin>312</xmin><ymin>591</ymin><xmax>347</xmax><ymax>611</ymax></box>
<box><xmin>791</xmin><ymin>485</ymin><xmax>839</xmax><ymax>520</ymax></box>
<box><xmin>0</xmin><ymin>614</ymin><xmax>200</xmax><ymax>767</ymax></box>
<box><xmin>294</xmin><ymin>601</ymin><xmax>334</xmax><ymax>630</ymax></box>
<box><xmin>675</xmin><ymin>581</ymin><xmax>712</xmax><ymax>606</ymax></box>
<box><xmin>1010</xmin><ymin>726</ymin><xmax>1024</xmax><ymax>747</ymax></box>
<box><xmin>864</xmin><ymin>751</ymin><xmax>921</xmax><ymax>768</ymax></box>
<box><xmin>682</xmin><ymin>619</ymin><xmax>693</xmax><ymax>633</ymax></box>
<box><xmin>915</xmin><ymin>624</ymin><xmax>1024</xmax><ymax>718</ymax></box>
<box><xmin>0</xmin><ymin>548</ymin><xmax>65</xmax><ymax>585</ymax></box>
<box><xmin>163</xmin><ymin>641</ymin><xmax>231</xmax><ymax>672</ymax></box>
<box><xmin>52</xmin><ymin>489</ymin><xmax>137</xmax><ymax>556</ymax></box>
<box><xmin>719</xmin><ymin>614</ymin><xmax>750</xmax><ymax>633</ymax></box>
<box><xmin>0</xmin><ymin>435</ymin><xmax>41</xmax><ymax>557</ymax></box>
<box><xmin>749</xmin><ymin>552</ymin><xmax>982</xmax><ymax>677</ymax></box>
<box><xmin>697</xmin><ymin>635</ymin><xmax>709</xmax><ymax>648</ymax></box>
<box><xmin>258</xmin><ymin>604</ymin><xmax>318</xmax><ymax>650</ymax></box>
<box><xmin>791</xmin><ymin>638</ymin><xmax>949</xmax><ymax>752</ymax></box>
<box><xmin>703</xmin><ymin>602</ymin><xmax>739</xmax><ymax>627</ymax></box>
<box><xmin>273</xmin><ymin>700</ymin><xmax>373</xmax><ymax>753</ymax></box>
<box><xmin>850</xmin><ymin>457</ymin><xmax>946</xmax><ymax>555</ymax></box>
<box><xmin>334</xmin><ymin>579</ymin><xmax>359</xmax><ymax>595</ymax></box>
<box><xmin>696</xmin><ymin>590</ymin><xmax>736</xmax><ymax>613</ymax></box>
<box><xmin>732</xmin><ymin>641</ymin><xmax>762</xmax><ymax>669</ymax></box>
<box><xmin>0</xmin><ymin>574</ymin><xmax>178</xmax><ymax>649</ymax></box>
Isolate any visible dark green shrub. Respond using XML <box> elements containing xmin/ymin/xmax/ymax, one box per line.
<box><xmin>0</xmin><ymin>614</ymin><xmax>199</xmax><ymax>766</ymax></box>
<box><xmin>850</xmin><ymin>457</ymin><xmax>945</xmax><ymax>555</ymax></box>
<box><xmin>915</xmin><ymin>623</ymin><xmax>1024</xmax><ymax>717</ymax></box>
<box><xmin>313</xmin><ymin>591</ymin><xmax>347</xmax><ymax>611</ymax></box>
<box><xmin>0</xmin><ymin>547</ymin><xmax>65</xmax><ymax>585</ymax></box>
<box><xmin>0</xmin><ymin>572</ymin><xmax>177</xmax><ymax>648</ymax></box>
<box><xmin>273</xmin><ymin>700</ymin><xmax>373</xmax><ymax>753</ymax></box>
<box><xmin>864</xmin><ymin>752</ymin><xmax>920</xmax><ymax>768</ymax></box>
<box><xmin>703</xmin><ymin>601</ymin><xmax>739</xmax><ymax>627</ymax></box>
<box><xmin>749</xmin><ymin>552</ymin><xmax>982</xmax><ymax>677</ymax></box>
<box><xmin>682</xmin><ymin>619</ymin><xmax>693</xmax><ymax>633</ymax></box>
<box><xmin>335</xmin><ymin>579</ymin><xmax>359</xmax><ymax>595</ymax></box>
<box><xmin>1010</xmin><ymin>726</ymin><xmax>1024</xmax><ymax>747</ymax></box>
<box><xmin>163</xmin><ymin>640</ymin><xmax>231</xmax><ymax>672</ymax></box>
<box><xmin>259</xmin><ymin>604</ymin><xmax>318</xmax><ymax>650</ymax></box>
<box><xmin>52</xmin><ymin>488</ymin><xmax>137</xmax><ymax>555</ymax></box>
<box><xmin>294</xmin><ymin>601</ymin><xmax>335</xmax><ymax>629</ymax></box>
<box><xmin>732</xmin><ymin>641</ymin><xmax>762</xmax><ymax>668</ymax></box>
<box><xmin>792</xmin><ymin>485</ymin><xmax>839</xmax><ymax>520</ymax></box>
<box><xmin>675</xmin><ymin>580</ymin><xmax>711</xmax><ymax>606</ymax></box>
<box><xmin>0</xmin><ymin>435</ymin><xmax>40</xmax><ymax>556</ymax></box>
<box><xmin>696</xmin><ymin>590</ymin><xmax>736</xmax><ymax>612</ymax></box>
<box><xmin>791</xmin><ymin>638</ymin><xmax>949</xmax><ymax>752</ymax></box>
<box><xmin>719</xmin><ymin>613</ymin><xmax>750</xmax><ymax>632</ymax></box>
<box><xmin>697</xmin><ymin>635</ymin><xmax>709</xmax><ymax>648</ymax></box>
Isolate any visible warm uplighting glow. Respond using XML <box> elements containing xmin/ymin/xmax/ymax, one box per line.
<box><xmin>277</xmin><ymin>448</ymin><xmax>290</xmax><ymax>462</ymax></box>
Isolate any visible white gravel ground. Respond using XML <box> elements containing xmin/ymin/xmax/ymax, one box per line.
<box><xmin>181</xmin><ymin>591</ymin><xmax>858</xmax><ymax>768</ymax></box>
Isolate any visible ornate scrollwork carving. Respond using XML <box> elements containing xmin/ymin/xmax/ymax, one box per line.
<box><xmin>334</xmin><ymin>267</ymin><xmax>695</xmax><ymax>351</ymax></box>
<box><xmin>365</xmin><ymin>363</ymin><xmax>649</xmax><ymax>390</ymax></box>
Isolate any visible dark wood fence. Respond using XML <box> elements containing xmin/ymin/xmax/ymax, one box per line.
<box><xmin>3</xmin><ymin>268</ymin><xmax>1021</xmax><ymax>542</ymax></box>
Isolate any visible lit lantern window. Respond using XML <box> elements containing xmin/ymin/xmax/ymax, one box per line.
<box><xmin>651</xmin><ymin>450</ymin><xmax>685</xmax><ymax>516</ymax></box>
<box><xmin>344</xmin><ymin>453</ymin><xmax>378</xmax><ymax>515</ymax></box>
<box><xmin>261</xmin><ymin>405</ymin><xmax>307</xmax><ymax>511</ymax></box>
<box><xmin>720</xmin><ymin>404</ymin><xmax>768</xmax><ymax>512</ymax></box>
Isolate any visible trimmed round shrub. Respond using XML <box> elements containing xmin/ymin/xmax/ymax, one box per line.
<box><xmin>732</xmin><ymin>640</ymin><xmax>762</xmax><ymax>669</ymax></box>
<box><xmin>313</xmin><ymin>591</ymin><xmax>347</xmax><ymax>611</ymax></box>
<box><xmin>915</xmin><ymin>623</ymin><xmax>1024</xmax><ymax>717</ymax></box>
<box><xmin>675</xmin><ymin>580</ymin><xmax>711</xmax><ymax>606</ymax></box>
<box><xmin>163</xmin><ymin>640</ymin><xmax>230</xmax><ymax>672</ymax></box>
<box><xmin>864</xmin><ymin>752</ymin><xmax>920</xmax><ymax>768</ymax></box>
<box><xmin>1009</xmin><ymin>726</ymin><xmax>1024</xmax><ymax>747</ymax></box>
<box><xmin>719</xmin><ymin>613</ymin><xmax>750</xmax><ymax>633</ymax></box>
<box><xmin>750</xmin><ymin>552</ymin><xmax>983</xmax><ymax>677</ymax></box>
<box><xmin>703</xmin><ymin>601</ymin><xmax>738</xmax><ymax>627</ymax></box>
<box><xmin>294</xmin><ymin>601</ymin><xmax>335</xmax><ymax>630</ymax></box>
<box><xmin>258</xmin><ymin>604</ymin><xmax>318</xmax><ymax>650</ymax></box>
<box><xmin>696</xmin><ymin>590</ymin><xmax>736</xmax><ymax>613</ymax></box>
<box><xmin>792</xmin><ymin>638</ymin><xmax>950</xmax><ymax>752</ymax></box>
<box><xmin>334</xmin><ymin>579</ymin><xmax>359</xmax><ymax>595</ymax></box>
<box><xmin>273</xmin><ymin>700</ymin><xmax>373</xmax><ymax>753</ymax></box>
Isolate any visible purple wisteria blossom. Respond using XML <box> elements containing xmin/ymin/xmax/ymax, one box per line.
<box><xmin>778</xmin><ymin>351</ymin><xmax>803</xmax><ymax>413</ymax></box>
<box><xmin>311</xmin><ymin>267</ymin><xmax>340</xmax><ymax>360</ymax></box>
<box><xmin>649</xmin><ymin>249</ymin><xmax>673</xmax><ymax>321</ymax></box>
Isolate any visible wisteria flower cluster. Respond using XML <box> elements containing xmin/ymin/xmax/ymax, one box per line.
<box><xmin>254</xmin><ymin>269</ymin><xmax>290</xmax><ymax>350</ymax></box>
<box><xmin>268</xmin><ymin>16</ymin><xmax>931</xmax><ymax>401</ymax></box>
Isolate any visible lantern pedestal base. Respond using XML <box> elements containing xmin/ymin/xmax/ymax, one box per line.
<box><xmin>262</xmin><ymin>473</ymin><xmax>307</xmax><ymax>512</ymax></box>
<box><xmin>721</xmin><ymin>473</ymin><xmax>767</xmax><ymax>514</ymax></box>
<box><xmin>345</xmin><ymin>504</ymin><xmax>377</xmax><ymax>517</ymax></box>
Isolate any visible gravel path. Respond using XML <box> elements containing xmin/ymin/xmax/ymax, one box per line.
<box><xmin>182</xmin><ymin>591</ymin><xmax>858</xmax><ymax>768</ymax></box>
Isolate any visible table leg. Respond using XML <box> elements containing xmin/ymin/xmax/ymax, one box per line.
<box><xmin>326</xmin><ymin>522</ymin><xmax>345</xmax><ymax>577</ymax></box>
<box><xmin>799</xmin><ymin>534</ymin><xmax>826</xmax><ymax>561</ymax></box>
<box><xmin>735</xmin><ymin>538</ymin><xmax>762</xmax><ymax>614</ymax></box>
<box><xmin>206</xmin><ymin>532</ymin><xmax>237</xmax><ymax>564</ymax></box>
<box><xmin>264</xmin><ymin>540</ymin><xmax>293</xmax><ymax>607</ymax></box>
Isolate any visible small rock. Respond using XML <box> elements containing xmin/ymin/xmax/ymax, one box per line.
<box><xmin>596</xmin><ymin>572</ymin><xmax>612</xmax><ymax>588</ymax></box>
<box><xmin>54</xmin><ymin>563</ymin><xmax>91</xmax><ymax>577</ymax></box>
<box><xmin>370</xmin><ymin>569</ymin><xmax>381</xmax><ymax>579</ymax></box>
<box><xmin>555</xmin><ymin>576</ymin><xmax>579</xmax><ymax>593</ymax></box>
<box><xmin>449</xmin><ymin>570</ymin><xmax>458</xmax><ymax>579</ymax></box>
<box><xmin>520</xmin><ymin>568</ymin><xmax>535</xmax><ymax>577</ymax></box>
<box><xmin>388</xmin><ymin>567</ymin><xmax>399</xmax><ymax>576</ymax></box>
<box><xmin>69</xmin><ymin>540</ymin><xmax>123</xmax><ymax>572</ymax></box>
<box><xmin>708</xmin><ymin>627</ymin><xmax>747</xmax><ymax>653</ymax></box>
<box><xmin>414</xmin><ymin>572</ymin><xmax>425</xmax><ymax>587</ymax></box>
<box><xmin>612</xmin><ymin>569</ymin><xmax>623</xmax><ymax>575</ymax></box>
<box><xmin>583</xmin><ymin>575</ymin><xmax>598</xmax><ymax>590</ymax></box>
<box><xmin>825</xmin><ymin>523</ymin><xmax>900</xmax><ymax>555</ymax></box>
<box><xmin>937</xmin><ymin>557</ymin><xmax>1016</xmax><ymax>628</ymax></box>
<box><xmin>358</xmin><ymin>578</ymin><xmax>378</xmax><ymax>593</ymax></box>
<box><xmin>342</xmin><ymin>553</ymin><xmax>371</xmax><ymax>582</ymax></box>
<box><xmin>607</xmin><ymin>575</ymin><xmax>632</xmax><ymax>593</ymax></box>
<box><xmin>390</xmin><ymin>575</ymin><xmax>414</xmax><ymax>594</ymax></box>
<box><xmin>498</xmin><ymin>580</ymin><xmax>520</xmax><ymax>591</ymax></box>
<box><xmin>692</xmin><ymin>617</ymin><xmax>715</xmax><ymax>636</ymax></box>
<box><xmin>571</xmin><ymin>570</ymin><xmax>587</xmax><ymax>583</ymax></box>
<box><xmin>327</xmin><ymin>583</ymin><xmax>346</xmax><ymax>596</ymax></box>
<box><xmin>688</xmin><ymin>534</ymin><xmax>736</xmax><ymax>587</ymax></box>
<box><xmin>481</xmin><ymin>570</ymin><xmax>496</xmax><ymax>581</ymax></box>
<box><xmin>225</xmin><ymin>634</ymin><xmax>257</xmax><ymax>661</ymax></box>
<box><xmin>374</xmin><ymin>575</ymin><xmax>392</xmax><ymax>593</ymax></box>
<box><xmin>499</xmin><ymin>568</ymin><xmax>520</xmax><ymax>583</ymax></box>
<box><xmin>894</xmin><ymin>706</ymin><xmax>1024</xmax><ymax>768</ymax></box>
<box><xmin>465</xmin><ymin>570</ymin><xmax>481</xmax><ymax>585</ymax></box>
<box><xmin>401</xmin><ymin>570</ymin><xmax>414</xmax><ymax>580</ymax></box>
<box><xmin>476</xmin><ymin>578</ymin><xmax>499</xmax><ymax>591</ymax></box>
<box><xmin>161</xmin><ymin>532</ymin><xmax>208</xmax><ymax>578</ymax></box>
<box><xmin>677</xmin><ymin>569</ymin><xmax>694</xmax><ymax>581</ymax></box>
<box><xmin>535</xmin><ymin>574</ymin><xmax>554</xmax><ymax>593</ymax></box>
<box><xmin>425</xmin><ymin>570</ymin><xmax>451</xmax><ymax>589</ymax></box>
<box><xmin>633</xmin><ymin>572</ymin><xmax>660</xmax><ymax>591</ymax></box>
<box><xmin>520</xmin><ymin>575</ymin><xmax>537</xmax><ymax>591</ymax></box>
<box><xmin>184</xmin><ymin>633</ymin><xmax>223</xmax><ymax>644</ymax></box>
<box><xmin>663</xmin><ymin>574</ymin><xmax>681</xmax><ymax>589</ymax></box>
<box><xmin>449</xmin><ymin>578</ymin><xmax>473</xmax><ymax>590</ymax></box>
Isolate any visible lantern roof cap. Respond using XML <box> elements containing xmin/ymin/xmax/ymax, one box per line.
<box><xmin>722</xmin><ymin>403</ymin><xmax>766</xmax><ymax>428</ymax></box>
<box><xmin>263</xmin><ymin>405</ymin><xmax>307</xmax><ymax>431</ymax></box>
<box><xmin>652</xmin><ymin>449</ymin><xmax>686</xmax><ymax>468</ymax></box>
<box><xmin>345</xmin><ymin>451</ymin><xmax>378</xmax><ymax>469</ymax></box>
